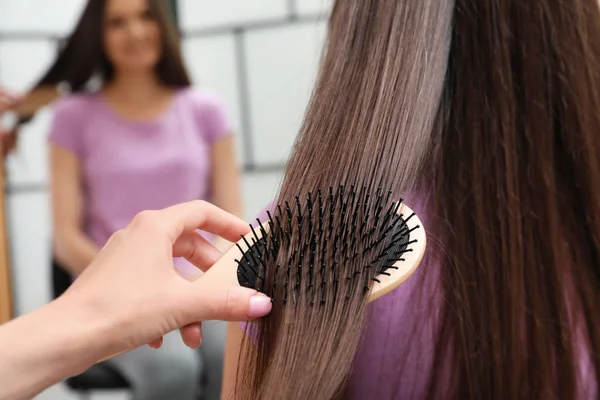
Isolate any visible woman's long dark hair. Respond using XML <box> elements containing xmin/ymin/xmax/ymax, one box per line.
<box><xmin>35</xmin><ymin>0</ymin><xmax>190</xmax><ymax>92</ymax></box>
<box><xmin>426</xmin><ymin>1</ymin><xmax>600</xmax><ymax>397</ymax></box>
<box><xmin>234</xmin><ymin>0</ymin><xmax>600</xmax><ymax>399</ymax></box>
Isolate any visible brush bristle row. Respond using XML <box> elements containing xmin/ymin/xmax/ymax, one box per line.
<box><xmin>236</xmin><ymin>185</ymin><xmax>418</xmax><ymax>306</ymax></box>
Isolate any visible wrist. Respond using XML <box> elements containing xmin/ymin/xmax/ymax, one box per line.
<box><xmin>0</xmin><ymin>296</ymin><xmax>119</xmax><ymax>399</ymax></box>
<box><xmin>41</xmin><ymin>297</ymin><xmax>110</xmax><ymax>374</ymax></box>
<box><xmin>51</xmin><ymin>290</ymin><xmax>131</xmax><ymax>366</ymax></box>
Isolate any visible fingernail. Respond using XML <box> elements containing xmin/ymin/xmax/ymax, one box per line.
<box><xmin>248</xmin><ymin>294</ymin><xmax>273</xmax><ymax>318</ymax></box>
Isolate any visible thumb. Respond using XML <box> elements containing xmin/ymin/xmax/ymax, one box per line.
<box><xmin>185</xmin><ymin>285</ymin><xmax>272</xmax><ymax>322</ymax></box>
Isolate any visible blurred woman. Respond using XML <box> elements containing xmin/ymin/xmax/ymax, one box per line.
<box><xmin>34</xmin><ymin>0</ymin><xmax>242</xmax><ymax>398</ymax></box>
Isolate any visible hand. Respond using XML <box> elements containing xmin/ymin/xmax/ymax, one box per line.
<box><xmin>60</xmin><ymin>200</ymin><xmax>272</xmax><ymax>359</ymax></box>
<box><xmin>0</xmin><ymin>86</ymin><xmax>22</xmax><ymax>155</ymax></box>
<box><xmin>0</xmin><ymin>86</ymin><xmax>22</xmax><ymax>114</ymax></box>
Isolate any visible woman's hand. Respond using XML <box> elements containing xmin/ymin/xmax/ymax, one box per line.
<box><xmin>0</xmin><ymin>200</ymin><xmax>272</xmax><ymax>400</ymax></box>
<box><xmin>0</xmin><ymin>86</ymin><xmax>22</xmax><ymax>114</ymax></box>
<box><xmin>62</xmin><ymin>200</ymin><xmax>272</xmax><ymax>357</ymax></box>
<box><xmin>0</xmin><ymin>86</ymin><xmax>22</xmax><ymax>155</ymax></box>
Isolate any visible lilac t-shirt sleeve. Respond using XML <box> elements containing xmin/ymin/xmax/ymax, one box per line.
<box><xmin>189</xmin><ymin>90</ymin><xmax>233</xmax><ymax>143</ymax></box>
<box><xmin>47</xmin><ymin>96</ymin><xmax>86</xmax><ymax>158</ymax></box>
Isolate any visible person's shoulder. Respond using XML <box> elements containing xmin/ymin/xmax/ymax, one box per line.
<box><xmin>52</xmin><ymin>92</ymin><xmax>98</xmax><ymax>117</ymax></box>
<box><xmin>48</xmin><ymin>93</ymin><xmax>99</xmax><ymax>151</ymax></box>
<box><xmin>180</xmin><ymin>87</ymin><xmax>227</xmax><ymax>114</ymax></box>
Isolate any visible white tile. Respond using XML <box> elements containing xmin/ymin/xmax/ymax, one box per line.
<box><xmin>5</xmin><ymin>108</ymin><xmax>52</xmax><ymax>186</ymax></box>
<box><xmin>244</xmin><ymin>22</ymin><xmax>326</xmax><ymax>165</ymax></box>
<box><xmin>178</xmin><ymin>0</ymin><xmax>287</xmax><ymax>31</ymax></box>
<box><xmin>296</xmin><ymin>0</ymin><xmax>332</xmax><ymax>15</ymax></box>
<box><xmin>242</xmin><ymin>171</ymin><xmax>283</xmax><ymax>220</ymax></box>
<box><xmin>6</xmin><ymin>191</ymin><xmax>52</xmax><ymax>316</ymax></box>
<box><xmin>0</xmin><ymin>40</ymin><xmax>58</xmax><ymax>186</ymax></box>
<box><xmin>0</xmin><ymin>40</ymin><xmax>57</xmax><ymax>92</ymax></box>
<box><xmin>181</xmin><ymin>34</ymin><xmax>246</xmax><ymax>164</ymax></box>
<box><xmin>0</xmin><ymin>0</ymin><xmax>86</xmax><ymax>35</ymax></box>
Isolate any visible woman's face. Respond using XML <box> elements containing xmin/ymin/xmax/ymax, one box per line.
<box><xmin>103</xmin><ymin>0</ymin><xmax>162</xmax><ymax>74</ymax></box>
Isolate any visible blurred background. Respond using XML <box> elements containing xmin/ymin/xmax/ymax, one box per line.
<box><xmin>0</xmin><ymin>0</ymin><xmax>329</xmax><ymax>398</ymax></box>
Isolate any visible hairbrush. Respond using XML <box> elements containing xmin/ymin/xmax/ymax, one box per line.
<box><xmin>206</xmin><ymin>184</ymin><xmax>425</xmax><ymax>304</ymax></box>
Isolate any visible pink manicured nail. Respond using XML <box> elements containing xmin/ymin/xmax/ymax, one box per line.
<box><xmin>248</xmin><ymin>295</ymin><xmax>273</xmax><ymax>318</ymax></box>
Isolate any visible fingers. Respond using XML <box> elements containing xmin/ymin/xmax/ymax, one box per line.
<box><xmin>179</xmin><ymin>322</ymin><xmax>202</xmax><ymax>349</ymax></box>
<box><xmin>160</xmin><ymin>201</ymin><xmax>250</xmax><ymax>244</ymax></box>
<box><xmin>0</xmin><ymin>89</ymin><xmax>20</xmax><ymax>112</ymax></box>
<box><xmin>182</xmin><ymin>285</ymin><xmax>272</xmax><ymax>322</ymax></box>
<box><xmin>148</xmin><ymin>337</ymin><xmax>163</xmax><ymax>349</ymax></box>
<box><xmin>147</xmin><ymin>325</ymin><xmax>202</xmax><ymax>350</ymax></box>
<box><xmin>172</xmin><ymin>232</ymin><xmax>222</xmax><ymax>272</ymax></box>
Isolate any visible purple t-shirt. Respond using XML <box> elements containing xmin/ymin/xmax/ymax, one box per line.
<box><xmin>48</xmin><ymin>88</ymin><xmax>231</xmax><ymax>278</ymax></box>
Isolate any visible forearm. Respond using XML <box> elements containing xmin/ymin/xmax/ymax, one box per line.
<box><xmin>212</xmin><ymin>169</ymin><xmax>243</xmax><ymax>253</ymax></box>
<box><xmin>211</xmin><ymin>137</ymin><xmax>244</xmax><ymax>219</ymax></box>
<box><xmin>221</xmin><ymin>322</ymin><xmax>244</xmax><ymax>400</ymax></box>
<box><xmin>54</xmin><ymin>230</ymin><xmax>100</xmax><ymax>274</ymax></box>
<box><xmin>213</xmin><ymin>187</ymin><xmax>243</xmax><ymax>219</ymax></box>
<box><xmin>211</xmin><ymin>179</ymin><xmax>243</xmax><ymax>253</ymax></box>
<box><xmin>0</xmin><ymin>296</ymin><xmax>113</xmax><ymax>400</ymax></box>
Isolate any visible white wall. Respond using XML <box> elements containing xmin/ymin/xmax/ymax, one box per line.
<box><xmin>0</xmin><ymin>0</ymin><xmax>330</xmax><ymax>322</ymax></box>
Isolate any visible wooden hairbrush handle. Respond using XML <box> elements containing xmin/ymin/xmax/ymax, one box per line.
<box><xmin>369</xmin><ymin>203</ymin><xmax>425</xmax><ymax>302</ymax></box>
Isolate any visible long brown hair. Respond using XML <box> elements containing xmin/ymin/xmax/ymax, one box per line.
<box><xmin>234</xmin><ymin>0</ymin><xmax>600</xmax><ymax>399</ymax></box>
<box><xmin>35</xmin><ymin>0</ymin><xmax>190</xmax><ymax>92</ymax></box>
<box><xmin>426</xmin><ymin>0</ymin><xmax>600</xmax><ymax>397</ymax></box>
<box><xmin>236</xmin><ymin>0</ymin><xmax>453</xmax><ymax>399</ymax></box>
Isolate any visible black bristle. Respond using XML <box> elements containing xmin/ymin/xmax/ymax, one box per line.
<box><xmin>295</xmin><ymin>196</ymin><xmax>303</xmax><ymax>223</ymax></box>
<box><xmin>265</xmin><ymin>212</ymin><xmax>279</xmax><ymax>255</ymax></box>
<box><xmin>332</xmin><ymin>232</ymin><xmax>339</xmax><ymax>263</ymax></box>
<box><xmin>266</xmin><ymin>211</ymin><xmax>275</xmax><ymax>231</ymax></box>
<box><xmin>378</xmin><ymin>208</ymin><xmax>405</xmax><ymax>239</ymax></box>
<box><xmin>385</xmin><ymin>189</ymin><xmax>393</xmax><ymax>205</ymax></box>
<box><xmin>236</xmin><ymin>243</ymin><xmax>260</xmax><ymax>277</ymax></box>
<box><xmin>285</xmin><ymin>201</ymin><xmax>293</xmax><ymax>232</ymax></box>
<box><xmin>328</xmin><ymin>186</ymin><xmax>335</xmax><ymax>236</ymax></box>
<box><xmin>308</xmin><ymin>248</ymin><xmax>316</xmax><ymax>290</ymax></box>
<box><xmin>363</xmin><ymin>193</ymin><xmax>371</xmax><ymax>217</ymax></box>
<box><xmin>257</xmin><ymin>218</ymin><xmax>268</xmax><ymax>237</ymax></box>
<box><xmin>273</xmin><ymin>263</ymin><xmax>281</xmax><ymax>294</ymax></box>
<box><xmin>317</xmin><ymin>189</ymin><xmax>324</xmax><ymax>237</ymax></box>
<box><xmin>240</xmin><ymin>235</ymin><xmax>260</xmax><ymax>268</ymax></box>
<box><xmin>307</xmin><ymin>192</ymin><xmax>314</xmax><ymax>239</ymax></box>
<box><xmin>250</xmin><ymin>224</ymin><xmax>261</xmax><ymax>246</ymax></box>
<box><xmin>351</xmin><ymin>197</ymin><xmax>360</xmax><ymax>230</ymax></box>
<box><xmin>373</xmin><ymin>187</ymin><xmax>383</xmax><ymax>220</ymax></box>
<box><xmin>275</xmin><ymin>214</ymin><xmax>285</xmax><ymax>237</ymax></box>
<box><xmin>276</xmin><ymin>205</ymin><xmax>285</xmax><ymax>231</ymax></box>
<box><xmin>379</xmin><ymin>202</ymin><xmax>398</xmax><ymax>233</ymax></box>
